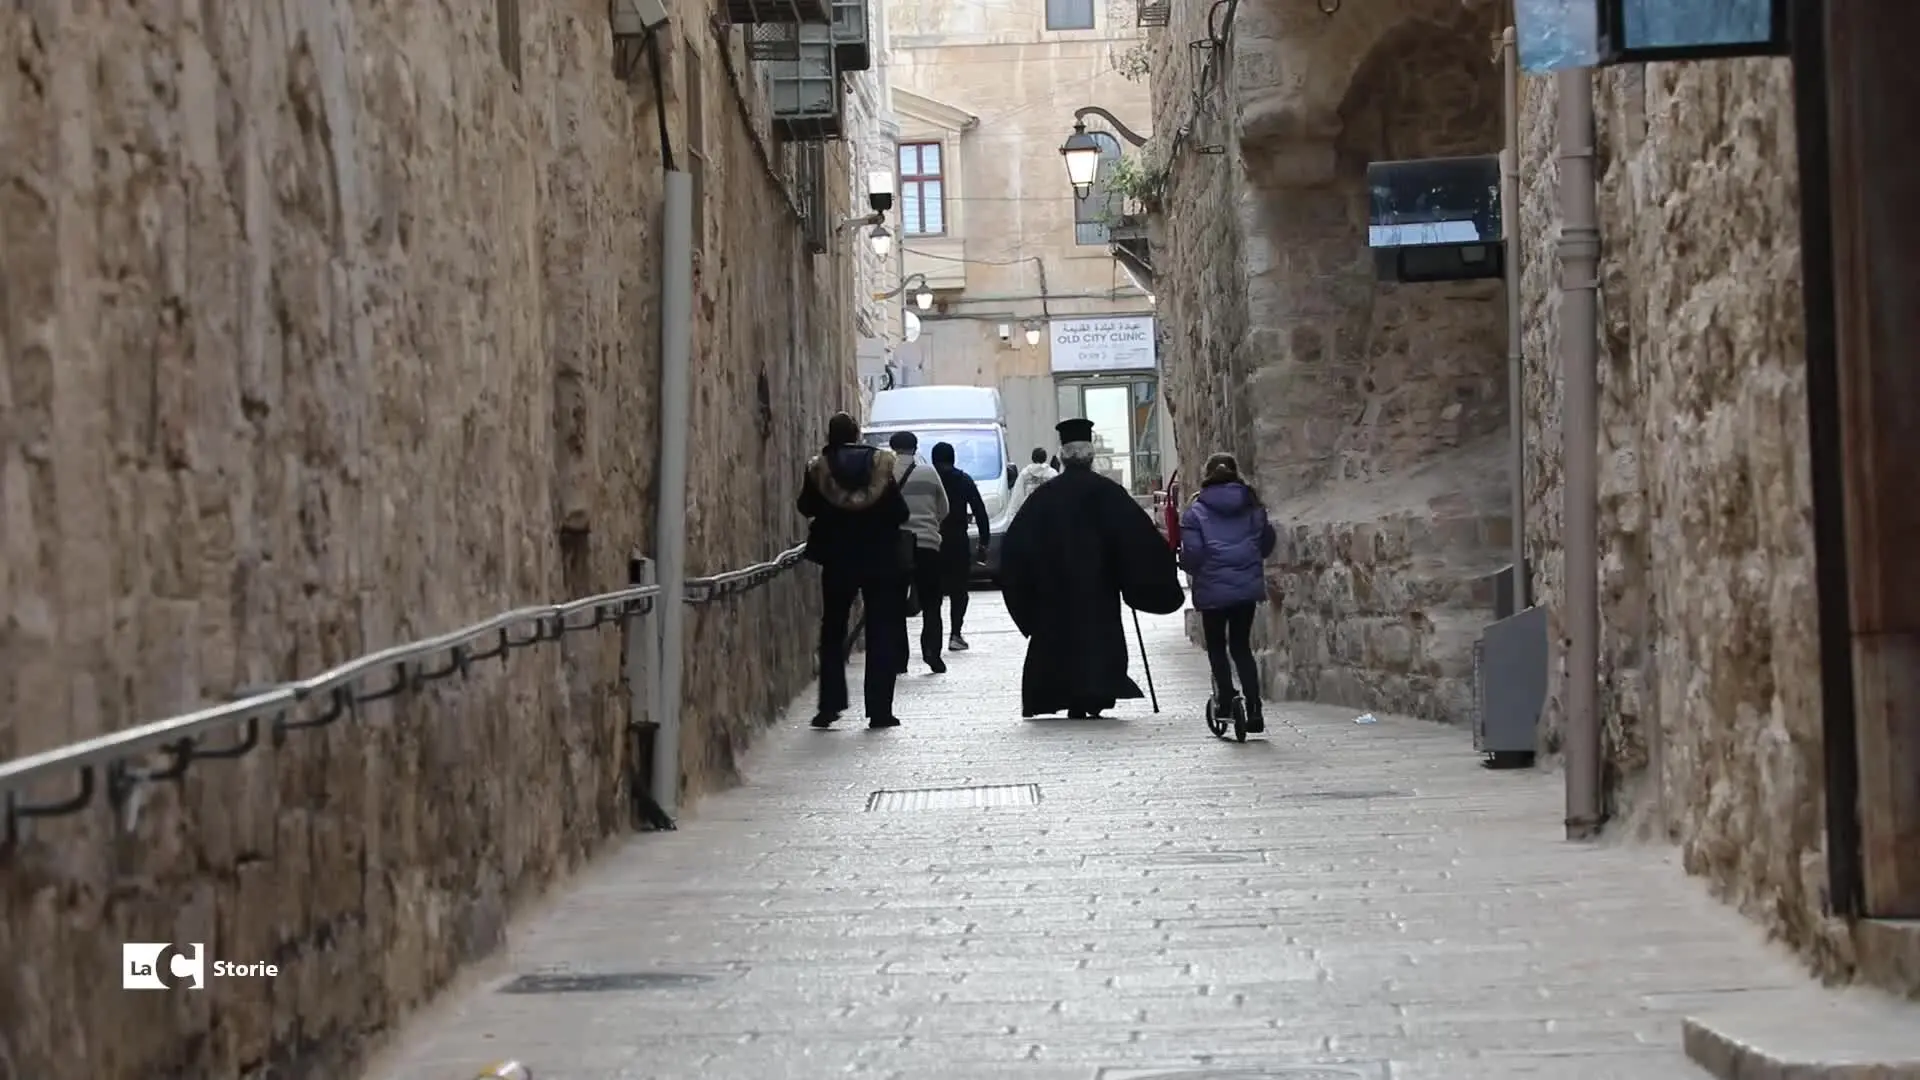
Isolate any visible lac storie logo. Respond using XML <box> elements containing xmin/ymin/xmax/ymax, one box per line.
<box><xmin>123</xmin><ymin>943</ymin><xmax>205</xmax><ymax>990</ymax></box>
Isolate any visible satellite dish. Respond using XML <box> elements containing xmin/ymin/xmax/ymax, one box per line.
<box><xmin>903</xmin><ymin>310</ymin><xmax>922</xmax><ymax>343</ymax></box>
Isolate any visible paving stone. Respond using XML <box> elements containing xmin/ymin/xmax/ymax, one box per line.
<box><xmin>358</xmin><ymin>596</ymin><xmax>1914</xmax><ymax>1080</ymax></box>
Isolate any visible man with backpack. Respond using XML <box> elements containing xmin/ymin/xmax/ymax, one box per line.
<box><xmin>797</xmin><ymin>412</ymin><xmax>911</xmax><ymax>729</ymax></box>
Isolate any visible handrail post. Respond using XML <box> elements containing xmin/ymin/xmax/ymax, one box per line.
<box><xmin>625</xmin><ymin>556</ymin><xmax>657</xmax><ymax>735</ymax></box>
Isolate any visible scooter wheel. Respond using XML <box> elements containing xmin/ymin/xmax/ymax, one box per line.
<box><xmin>1205</xmin><ymin>697</ymin><xmax>1229</xmax><ymax>738</ymax></box>
<box><xmin>1232</xmin><ymin>698</ymin><xmax>1247</xmax><ymax>743</ymax></box>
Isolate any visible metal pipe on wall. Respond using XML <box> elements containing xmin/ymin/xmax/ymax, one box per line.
<box><xmin>651</xmin><ymin>171</ymin><xmax>695</xmax><ymax>819</ymax></box>
<box><xmin>1555</xmin><ymin>69</ymin><xmax>1603</xmax><ymax>840</ymax></box>
<box><xmin>1502</xmin><ymin>27</ymin><xmax>1529</xmax><ymax>610</ymax></box>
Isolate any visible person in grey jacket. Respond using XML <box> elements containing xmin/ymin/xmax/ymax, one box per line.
<box><xmin>890</xmin><ymin>431</ymin><xmax>951</xmax><ymax>673</ymax></box>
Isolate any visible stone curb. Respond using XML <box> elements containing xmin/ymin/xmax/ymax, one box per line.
<box><xmin>1683</xmin><ymin>1015</ymin><xmax>1920</xmax><ymax>1079</ymax></box>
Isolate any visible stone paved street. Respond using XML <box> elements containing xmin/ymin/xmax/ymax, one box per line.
<box><xmin>362</xmin><ymin>594</ymin><xmax>1835</xmax><ymax>1080</ymax></box>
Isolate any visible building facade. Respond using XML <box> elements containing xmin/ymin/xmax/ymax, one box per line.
<box><xmin>846</xmin><ymin>0</ymin><xmax>901</xmax><ymax>408</ymax></box>
<box><xmin>878</xmin><ymin>0</ymin><xmax>1169</xmax><ymax>490</ymax></box>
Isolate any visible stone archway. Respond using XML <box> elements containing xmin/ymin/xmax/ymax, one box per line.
<box><xmin>1218</xmin><ymin>0</ymin><xmax>1510</xmax><ymax>724</ymax></box>
<box><xmin>1232</xmin><ymin>0</ymin><xmax>1501</xmax><ymax>187</ymax></box>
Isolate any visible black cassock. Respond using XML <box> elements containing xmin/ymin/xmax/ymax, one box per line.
<box><xmin>999</xmin><ymin>466</ymin><xmax>1185</xmax><ymax>717</ymax></box>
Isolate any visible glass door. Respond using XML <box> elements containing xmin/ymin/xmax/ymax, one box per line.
<box><xmin>1083</xmin><ymin>384</ymin><xmax>1134</xmax><ymax>491</ymax></box>
<box><xmin>1056</xmin><ymin>373</ymin><xmax>1162</xmax><ymax>496</ymax></box>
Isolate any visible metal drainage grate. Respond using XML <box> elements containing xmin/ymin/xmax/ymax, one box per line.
<box><xmin>1274</xmin><ymin>789</ymin><xmax>1406</xmax><ymax>802</ymax></box>
<box><xmin>865</xmin><ymin>783</ymin><xmax>1041</xmax><ymax>811</ymax></box>
<box><xmin>499</xmin><ymin>971</ymin><xmax>713</xmax><ymax>994</ymax></box>
<box><xmin>1143</xmin><ymin>851</ymin><xmax>1260</xmax><ymax>866</ymax></box>
<box><xmin>1098</xmin><ymin>1060</ymin><xmax>1382</xmax><ymax>1068</ymax></box>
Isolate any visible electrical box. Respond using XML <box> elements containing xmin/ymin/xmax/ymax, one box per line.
<box><xmin>1474</xmin><ymin>603</ymin><xmax>1547</xmax><ymax>762</ymax></box>
<box><xmin>1367</xmin><ymin>154</ymin><xmax>1504</xmax><ymax>284</ymax></box>
<box><xmin>723</xmin><ymin>0</ymin><xmax>829</xmax><ymax>24</ymax></box>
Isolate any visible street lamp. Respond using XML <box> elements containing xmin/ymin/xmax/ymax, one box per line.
<box><xmin>1024</xmin><ymin>322</ymin><xmax>1042</xmax><ymax>347</ymax></box>
<box><xmin>868</xmin><ymin>225</ymin><xmax>892</xmax><ymax>258</ymax></box>
<box><xmin>915</xmin><ymin>286</ymin><xmax>933</xmax><ymax>311</ymax></box>
<box><xmin>1060</xmin><ymin>106</ymin><xmax>1150</xmax><ymax>200</ymax></box>
<box><xmin>1059</xmin><ymin>122</ymin><xmax>1104</xmax><ymax>200</ymax></box>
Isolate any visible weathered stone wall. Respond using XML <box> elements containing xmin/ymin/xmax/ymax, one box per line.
<box><xmin>1148</xmin><ymin>0</ymin><xmax>1246</xmax><ymax>483</ymax></box>
<box><xmin>1517</xmin><ymin>62</ymin><xmax>1839</xmax><ymax>973</ymax></box>
<box><xmin>1152</xmin><ymin>0</ymin><xmax>1509</xmax><ymax>725</ymax></box>
<box><xmin>0</xmin><ymin>1</ymin><xmax>856</xmax><ymax>1077</ymax></box>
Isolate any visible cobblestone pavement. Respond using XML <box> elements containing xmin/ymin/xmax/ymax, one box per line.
<box><xmin>364</xmin><ymin>593</ymin><xmax>1829</xmax><ymax>1080</ymax></box>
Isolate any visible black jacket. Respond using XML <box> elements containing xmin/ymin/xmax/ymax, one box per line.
<box><xmin>797</xmin><ymin>444</ymin><xmax>911</xmax><ymax>575</ymax></box>
<box><xmin>935</xmin><ymin>464</ymin><xmax>991</xmax><ymax>554</ymax></box>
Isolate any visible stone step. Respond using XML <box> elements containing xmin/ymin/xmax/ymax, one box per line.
<box><xmin>1682</xmin><ymin>987</ymin><xmax>1920</xmax><ymax>1079</ymax></box>
<box><xmin>1270</xmin><ymin>556</ymin><xmax>1509</xmax><ymax>618</ymax></box>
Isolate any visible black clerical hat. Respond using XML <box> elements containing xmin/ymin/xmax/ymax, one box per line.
<box><xmin>1056</xmin><ymin>418</ymin><xmax>1095</xmax><ymax>444</ymax></box>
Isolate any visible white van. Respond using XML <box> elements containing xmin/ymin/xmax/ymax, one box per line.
<box><xmin>862</xmin><ymin>385</ymin><xmax>1017</xmax><ymax>581</ymax></box>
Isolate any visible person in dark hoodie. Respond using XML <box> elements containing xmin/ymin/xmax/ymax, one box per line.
<box><xmin>1177</xmin><ymin>452</ymin><xmax>1277</xmax><ymax>733</ymax></box>
<box><xmin>929</xmin><ymin>441</ymin><xmax>990</xmax><ymax>651</ymax></box>
<box><xmin>798</xmin><ymin>411</ymin><xmax>912</xmax><ymax>729</ymax></box>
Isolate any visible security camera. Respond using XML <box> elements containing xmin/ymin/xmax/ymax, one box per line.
<box><xmin>996</xmin><ymin>323</ymin><xmax>1011</xmax><ymax>343</ymax></box>
<box><xmin>866</xmin><ymin>171</ymin><xmax>894</xmax><ymax>215</ymax></box>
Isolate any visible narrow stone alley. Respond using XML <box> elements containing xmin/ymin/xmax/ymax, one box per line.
<box><xmin>359</xmin><ymin>595</ymin><xmax>1894</xmax><ymax>1080</ymax></box>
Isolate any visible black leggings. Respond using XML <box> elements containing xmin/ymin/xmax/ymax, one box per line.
<box><xmin>1200</xmin><ymin>603</ymin><xmax>1260</xmax><ymax>708</ymax></box>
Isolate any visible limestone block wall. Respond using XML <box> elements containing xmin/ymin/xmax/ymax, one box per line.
<box><xmin>1268</xmin><ymin>437</ymin><xmax>1513</xmax><ymax>724</ymax></box>
<box><xmin>1517</xmin><ymin>61</ymin><xmax>1838</xmax><ymax>973</ymax></box>
<box><xmin>1150</xmin><ymin>0</ymin><xmax>1509</xmax><ymax>725</ymax></box>
<box><xmin>1147</xmin><ymin>0</ymin><xmax>1246</xmax><ymax>480</ymax></box>
<box><xmin>0</xmin><ymin>2</ymin><xmax>856</xmax><ymax>1077</ymax></box>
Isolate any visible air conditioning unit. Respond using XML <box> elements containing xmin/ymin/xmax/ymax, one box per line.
<box><xmin>828</xmin><ymin>0</ymin><xmax>871</xmax><ymax>71</ymax></box>
<box><xmin>721</xmin><ymin>0</ymin><xmax>828</xmax><ymax>26</ymax></box>
<box><xmin>766</xmin><ymin>32</ymin><xmax>843</xmax><ymax>141</ymax></box>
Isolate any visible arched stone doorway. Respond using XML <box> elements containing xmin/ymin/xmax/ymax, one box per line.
<box><xmin>1220</xmin><ymin>0</ymin><xmax>1511</xmax><ymax>724</ymax></box>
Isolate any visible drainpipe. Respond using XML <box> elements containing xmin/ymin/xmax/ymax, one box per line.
<box><xmin>651</xmin><ymin>170</ymin><xmax>695</xmax><ymax>819</ymax></box>
<box><xmin>1501</xmin><ymin>27</ymin><xmax>1529</xmax><ymax>610</ymax></box>
<box><xmin>895</xmin><ymin>191</ymin><xmax>908</xmax><ymax>387</ymax></box>
<box><xmin>1556</xmin><ymin>69</ymin><xmax>1603</xmax><ymax>840</ymax></box>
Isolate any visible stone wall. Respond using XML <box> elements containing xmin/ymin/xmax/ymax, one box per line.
<box><xmin>1517</xmin><ymin>60</ymin><xmax>1839</xmax><ymax>974</ymax></box>
<box><xmin>1147</xmin><ymin>0</ymin><xmax>1245</xmax><ymax>483</ymax></box>
<box><xmin>0</xmin><ymin>1</ymin><xmax>857</xmax><ymax>1077</ymax></box>
<box><xmin>1150</xmin><ymin>0</ymin><xmax>1509</xmax><ymax>725</ymax></box>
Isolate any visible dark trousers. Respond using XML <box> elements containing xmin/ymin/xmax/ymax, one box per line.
<box><xmin>937</xmin><ymin>536</ymin><xmax>973</xmax><ymax>636</ymax></box>
<box><xmin>898</xmin><ymin>546</ymin><xmax>945</xmax><ymax>664</ymax></box>
<box><xmin>1200</xmin><ymin>603</ymin><xmax>1260</xmax><ymax>710</ymax></box>
<box><xmin>818</xmin><ymin>563</ymin><xmax>906</xmax><ymax>719</ymax></box>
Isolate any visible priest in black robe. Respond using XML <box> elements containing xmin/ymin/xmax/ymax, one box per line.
<box><xmin>999</xmin><ymin>418</ymin><xmax>1186</xmax><ymax>718</ymax></box>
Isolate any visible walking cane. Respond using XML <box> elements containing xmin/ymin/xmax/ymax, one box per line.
<box><xmin>1131</xmin><ymin>607</ymin><xmax>1159</xmax><ymax>713</ymax></box>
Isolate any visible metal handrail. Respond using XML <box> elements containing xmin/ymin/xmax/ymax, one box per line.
<box><xmin>0</xmin><ymin>542</ymin><xmax>808</xmax><ymax>842</ymax></box>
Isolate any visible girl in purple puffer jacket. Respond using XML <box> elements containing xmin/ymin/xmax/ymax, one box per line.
<box><xmin>1178</xmin><ymin>453</ymin><xmax>1277</xmax><ymax>732</ymax></box>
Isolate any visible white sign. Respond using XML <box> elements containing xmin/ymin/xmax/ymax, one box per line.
<box><xmin>1368</xmin><ymin>220</ymin><xmax>1482</xmax><ymax>247</ymax></box>
<box><xmin>1048</xmin><ymin>316</ymin><xmax>1155</xmax><ymax>374</ymax></box>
